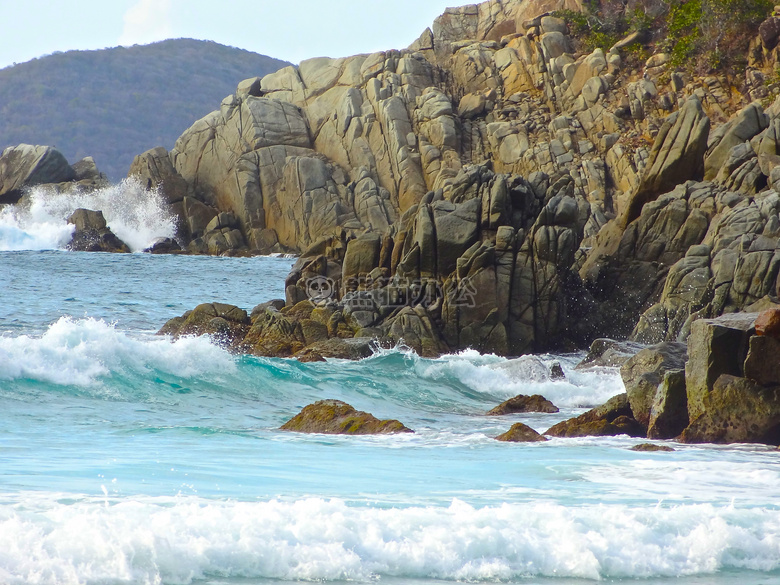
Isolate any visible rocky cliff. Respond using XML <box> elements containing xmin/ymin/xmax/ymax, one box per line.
<box><xmin>4</xmin><ymin>0</ymin><xmax>780</xmax><ymax>360</ymax></box>
<box><xmin>153</xmin><ymin>0</ymin><xmax>780</xmax><ymax>358</ymax></box>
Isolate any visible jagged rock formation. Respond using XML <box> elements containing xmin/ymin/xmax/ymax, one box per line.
<box><xmin>551</xmin><ymin>310</ymin><xmax>780</xmax><ymax>445</ymax></box>
<box><xmin>146</xmin><ymin>0</ymin><xmax>780</xmax><ymax>358</ymax></box>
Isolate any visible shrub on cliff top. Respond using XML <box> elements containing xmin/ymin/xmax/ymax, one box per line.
<box><xmin>555</xmin><ymin>0</ymin><xmax>773</xmax><ymax>73</ymax></box>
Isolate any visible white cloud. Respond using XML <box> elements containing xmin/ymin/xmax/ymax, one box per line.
<box><xmin>118</xmin><ymin>0</ymin><xmax>173</xmax><ymax>46</ymax></box>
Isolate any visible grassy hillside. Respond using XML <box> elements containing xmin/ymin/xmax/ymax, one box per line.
<box><xmin>0</xmin><ymin>39</ymin><xmax>289</xmax><ymax>180</ymax></box>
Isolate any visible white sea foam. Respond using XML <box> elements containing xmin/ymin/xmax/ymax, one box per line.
<box><xmin>0</xmin><ymin>317</ymin><xmax>236</xmax><ymax>386</ymax></box>
<box><xmin>414</xmin><ymin>350</ymin><xmax>623</xmax><ymax>408</ymax></box>
<box><xmin>0</xmin><ymin>177</ymin><xmax>176</xmax><ymax>252</ymax></box>
<box><xmin>0</xmin><ymin>496</ymin><xmax>778</xmax><ymax>584</ymax></box>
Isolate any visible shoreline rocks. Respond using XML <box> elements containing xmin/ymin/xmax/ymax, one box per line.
<box><xmin>495</xmin><ymin>422</ymin><xmax>548</xmax><ymax>442</ymax></box>
<box><xmin>487</xmin><ymin>394</ymin><xmax>559</xmax><ymax>415</ymax></box>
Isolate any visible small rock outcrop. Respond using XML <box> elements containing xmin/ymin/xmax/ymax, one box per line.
<box><xmin>545</xmin><ymin>393</ymin><xmax>645</xmax><ymax>438</ymax></box>
<box><xmin>158</xmin><ymin>302</ymin><xmax>251</xmax><ymax>349</ymax></box>
<box><xmin>495</xmin><ymin>422</ymin><xmax>548</xmax><ymax>442</ymax></box>
<box><xmin>630</xmin><ymin>443</ymin><xmax>675</xmax><ymax>452</ymax></box>
<box><xmin>487</xmin><ymin>394</ymin><xmax>559</xmax><ymax>415</ymax></box>
<box><xmin>280</xmin><ymin>399</ymin><xmax>413</xmax><ymax>435</ymax></box>
<box><xmin>66</xmin><ymin>209</ymin><xmax>130</xmax><ymax>253</ymax></box>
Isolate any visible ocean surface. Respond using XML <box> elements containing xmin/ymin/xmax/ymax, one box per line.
<box><xmin>1</xmin><ymin>185</ymin><xmax>780</xmax><ymax>585</ymax></box>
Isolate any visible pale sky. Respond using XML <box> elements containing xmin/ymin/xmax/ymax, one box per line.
<box><xmin>0</xmin><ymin>0</ymin><xmax>458</xmax><ymax>70</ymax></box>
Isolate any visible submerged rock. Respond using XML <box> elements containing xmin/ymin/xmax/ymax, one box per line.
<box><xmin>495</xmin><ymin>422</ymin><xmax>548</xmax><ymax>442</ymax></box>
<box><xmin>487</xmin><ymin>394</ymin><xmax>559</xmax><ymax>415</ymax></box>
<box><xmin>280</xmin><ymin>399</ymin><xmax>413</xmax><ymax>435</ymax></box>
<box><xmin>630</xmin><ymin>443</ymin><xmax>675</xmax><ymax>452</ymax></box>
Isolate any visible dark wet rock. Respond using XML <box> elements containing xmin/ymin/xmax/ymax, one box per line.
<box><xmin>66</xmin><ymin>209</ymin><xmax>130</xmax><ymax>253</ymax></box>
<box><xmin>545</xmin><ymin>393</ymin><xmax>646</xmax><ymax>438</ymax></box>
<box><xmin>487</xmin><ymin>394</ymin><xmax>559</xmax><ymax>415</ymax></box>
<box><xmin>495</xmin><ymin>422</ymin><xmax>548</xmax><ymax>442</ymax></box>
<box><xmin>630</xmin><ymin>443</ymin><xmax>675</xmax><ymax>452</ymax></box>
<box><xmin>144</xmin><ymin>237</ymin><xmax>182</xmax><ymax>254</ymax></box>
<box><xmin>549</xmin><ymin>361</ymin><xmax>565</xmax><ymax>380</ymax></box>
<box><xmin>280</xmin><ymin>399</ymin><xmax>413</xmax><ymax>435</ymax></box>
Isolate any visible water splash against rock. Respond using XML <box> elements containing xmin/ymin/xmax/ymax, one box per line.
<box><xmin>0</xmin><ymin>177</ymin><xmax>176</xmax><ymax>252</ymax></box>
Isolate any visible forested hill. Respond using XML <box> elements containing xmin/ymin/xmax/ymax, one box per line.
<box><xmin>0</xmin><ymin>39</ymin><xmax>290</xmax><ymax>180</ymax></box>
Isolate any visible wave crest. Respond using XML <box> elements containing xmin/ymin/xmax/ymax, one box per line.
<box><xmin>1</xmin><ymin>496</ymin><xmax>778</xmax><ymax>584</ymax></box>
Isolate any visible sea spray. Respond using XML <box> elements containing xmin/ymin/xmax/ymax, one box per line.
<box><xmin>0</xmin><ymin>177</ymin><xmax>176</xmax><ymax>252</ymax></box>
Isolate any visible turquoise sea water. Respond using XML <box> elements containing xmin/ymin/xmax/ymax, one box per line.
<box><xmin>2</xmin><ymin>244</ymin><xmax>780</xmax><ymax>584</ymax></box>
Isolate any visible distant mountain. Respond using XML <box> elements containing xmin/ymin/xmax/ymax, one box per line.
<box><xmin>0</xmin><ymin>39</ymin><xmax>290</xmax><ymax>180</ymax></box>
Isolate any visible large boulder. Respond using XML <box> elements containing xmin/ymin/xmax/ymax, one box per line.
<box><xmin>576</xmin><ymin>338</ymin><xmax>644</xmax><ymax>369</ymax></box>
<box><xmin>704</xmin><ymin>103</ymin><xmax>768</xmax><ymax>181</ymax></box>
<box><xmin>280</xmin><ymin>399</ymin><xmax>413</xmax><ymax>434</ymax></box>
<box><xmin>685</xmin><ymin>313</ymin><xmax>758</xmax><ymax>421</ymax></box>
<box><xmin>620</xmin><ymin>341</ymin><xmax>687</xmax><ymax>427</ymax></box>
<box><xmin>128</xmin><ymin>147</ymin><xmax>188</xmax><ymax>205</ymax></box>
<box><xmin>744</xmin><ymin>335</ymin><xmax>780</xmax><ymax>386</ymax></box>
<box><xmin>0</xmin><ymin>145</ymin><xmax>76</xmax><ymax>204</ymax></box>
<box><xmin>680</xmin><ymin>374</ymin><xmax>780</xmax><ymax>445</ymax></box>
<box><xmin>647</xmin><ymin>369</ymin><xmax>688</xmax><ymax>439</ymax></box>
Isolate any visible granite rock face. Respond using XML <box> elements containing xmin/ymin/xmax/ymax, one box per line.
<box><xmin>151</xmin><ymin>0</ymin><xmax>780</xmax><ymax>359</ymax></box>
